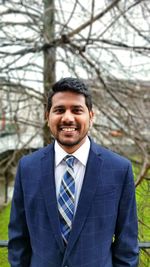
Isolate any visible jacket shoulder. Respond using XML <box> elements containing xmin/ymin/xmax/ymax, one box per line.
<box><xmin>20</xmin><ymin>143</ymin><xmax>54</xmax><ymax>165</ymax></box>
<box><xmin>92</xmin><ymin>141</ymin><xmax>131</xmax><ymax>168</ymax></box>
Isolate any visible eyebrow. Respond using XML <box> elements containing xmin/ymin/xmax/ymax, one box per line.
<box><xmin>53</xmin><ymin>105</ymin><xmax>84</xmax><ymax>109</ymax></box>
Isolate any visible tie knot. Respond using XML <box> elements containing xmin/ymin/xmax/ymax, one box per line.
<box><xmin>65</xmin><ymin>155</ymin><xmax>75</xmax><ymax>169</ymax></box>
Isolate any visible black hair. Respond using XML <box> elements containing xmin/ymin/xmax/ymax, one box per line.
<box><xmin>47</xmin><ymin>77</ymin><xmax>92</xmax><ymax>112</ymax></box>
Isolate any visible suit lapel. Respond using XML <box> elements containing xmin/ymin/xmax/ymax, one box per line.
<box><xmin>65</xmin><ymin>141</ymin><xmax>103</xmax><ymax>258</ymax></box>
<box><xmin>40</xmin><ymin>144</ymin><xmax>65</xmax><ymax>253</ymax></box>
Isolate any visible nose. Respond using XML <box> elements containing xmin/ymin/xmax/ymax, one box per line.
<box><xmin>61</xmin><ymin>110</ymin><xmax>74</xmax><ymax>123</ymax></box>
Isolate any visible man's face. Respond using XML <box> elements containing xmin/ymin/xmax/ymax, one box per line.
<box><xmin>47</xmin><ymin>91</ymin><xmax>94</xmax><ymax>153</ymax></box>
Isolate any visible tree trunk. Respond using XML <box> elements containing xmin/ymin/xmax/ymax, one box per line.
<box><xmin>43</xmin><ymin>0</ymin><xmax>56</xmax><ymax>145</ymax></box>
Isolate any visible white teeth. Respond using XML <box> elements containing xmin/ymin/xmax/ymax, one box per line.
<box><xmin>62</xmin><ymin>128</ymin><xmax>76</xmax><ymax>132</ymax></box>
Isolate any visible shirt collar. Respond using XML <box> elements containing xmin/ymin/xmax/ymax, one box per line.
<box><xmin>54</xmin><ymin>136</ymin><xmax>90</xmax><ymax>167</ymax></box>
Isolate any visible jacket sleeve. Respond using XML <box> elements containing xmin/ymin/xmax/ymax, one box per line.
<box><xmin>112</xmin><ymin>162</ymin><xmax>139</xmax><ymax>267</ymax></box>
<box><xmin>8</xmin><ymin>159</ymin><xmax>31</xmax><ymax>267</ymax></box>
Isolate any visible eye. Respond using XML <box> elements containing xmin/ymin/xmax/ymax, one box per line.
<box><xmin>72</xmin><ymin>107</ymin><xmax>83</xmax><ymax>114</ymax></box>
<box><xmin>53</xmin><ymin>107</ymin><xmax>65</xmax><ymax>114</ymax></box>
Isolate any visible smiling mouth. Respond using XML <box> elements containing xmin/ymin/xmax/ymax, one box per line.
<box><xmin>61</xmin><ymin>128</ymin><xmax>76</xmax><ymax>132</ymax></box>
<box><xmin>59</xmin><ymin>126</ymin><xmax>78</xmax><ymax>132</ymax></box>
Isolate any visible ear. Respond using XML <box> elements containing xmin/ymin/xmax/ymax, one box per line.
<box><xmin>46</xmin><ymin>112</ymin><xmax>50</xmax><ymax>127</ymax></box>
<box><xmin>89</xmin><ymin>110</ymin><xmax>94</xmax><ymax>127</ymax></box>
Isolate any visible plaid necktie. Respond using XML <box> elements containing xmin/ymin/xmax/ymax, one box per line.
<box><xmin>58</xmin><ymin>155</ymin><xmax>75</xmax><ymax>244</ymax></box>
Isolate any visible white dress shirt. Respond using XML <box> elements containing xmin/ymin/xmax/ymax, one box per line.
<box><xmin>54</xmin><ymin>136</ymin><xmax>90</xmax><ymax>213</ymax></box>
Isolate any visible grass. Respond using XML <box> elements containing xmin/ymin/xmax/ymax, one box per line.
<box><xmin>0</xmin><ymin>204</ymin><xmax>10</xmax><ymax>239</ymax></box>
<box><xmin>0</xmin><ymin>203</ymin><xmax>10</xmax><ymax>267</ymax></box>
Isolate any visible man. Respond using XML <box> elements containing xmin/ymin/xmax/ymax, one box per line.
<box><xmin>8</xmin><ymin>77</ymin><xmax>139</xmax><ymax>267</ymax></box>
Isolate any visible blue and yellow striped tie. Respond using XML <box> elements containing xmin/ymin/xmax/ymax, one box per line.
<box><xmin>58</xmin><ymin>155</ymin><xmax>75</xmax><ymax>244</ymax></box>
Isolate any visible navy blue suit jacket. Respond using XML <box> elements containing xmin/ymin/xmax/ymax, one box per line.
<box><xmin>8</xmin><ymin>140</ymin><xmax>139</xmax><ymax>267</ymax></box>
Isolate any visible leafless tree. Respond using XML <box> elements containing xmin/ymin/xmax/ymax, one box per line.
<box><xmin>0</xmin><ymin>0</ymin><xmax>150</xmax><ymax>264</ymax></box>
